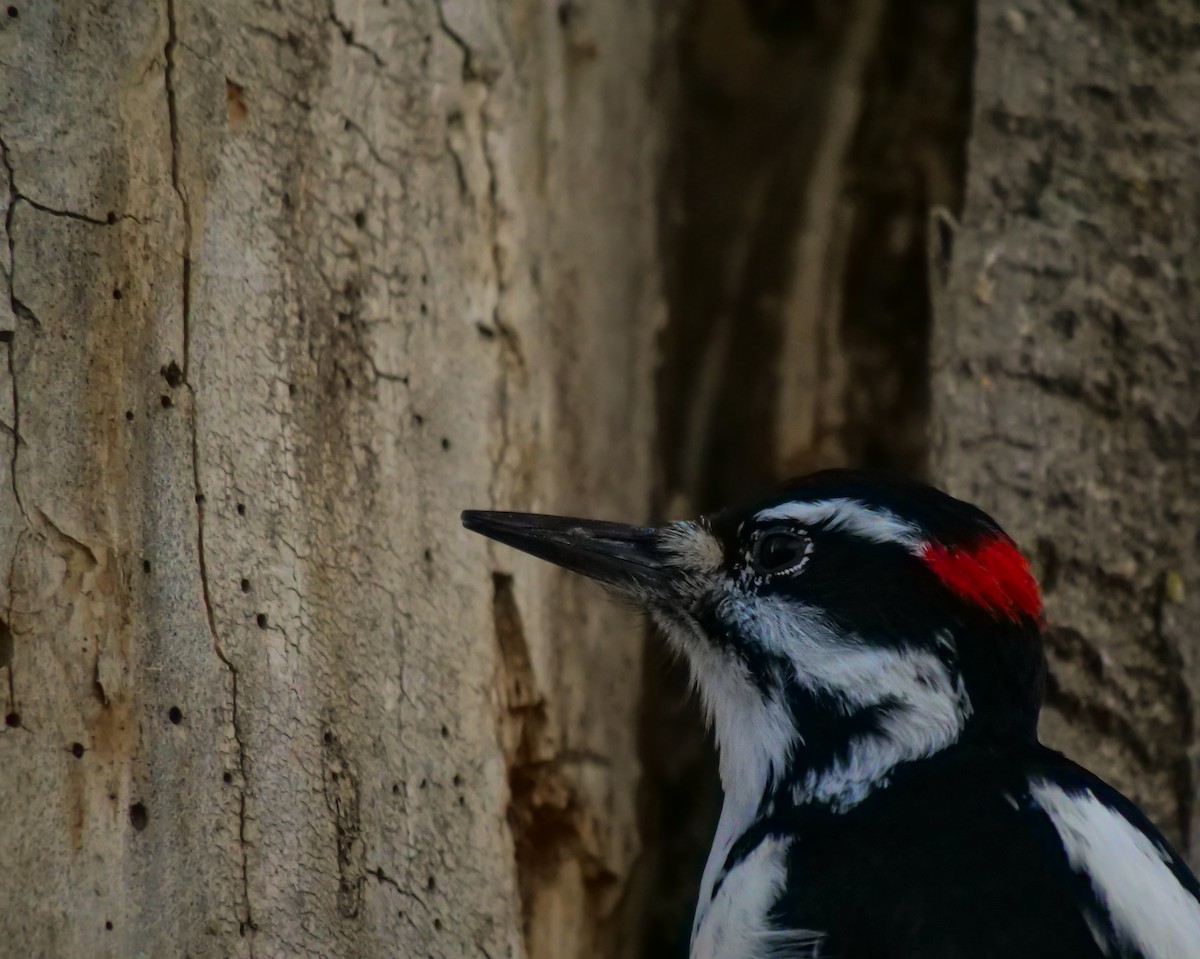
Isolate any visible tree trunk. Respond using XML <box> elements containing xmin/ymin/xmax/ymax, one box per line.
<box><xmin>0</xmin><ymin>2</ymin><xmax>665</xmax><ymax>957</ymax></box>
<box><xmin>4</xmin><ymin>1</ymin><xmax>1198</xmax><ymax>958</ymax></box>
<box><xmin>932</xmin><ymin>0</ymin><xmax>1200</xmax><ymax>855</ymax></box>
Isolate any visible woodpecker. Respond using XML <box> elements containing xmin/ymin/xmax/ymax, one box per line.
<box><xmin>462</xmin><ymin>470</ymin><xmax>1200</xmax><ymax>959</ymax></box>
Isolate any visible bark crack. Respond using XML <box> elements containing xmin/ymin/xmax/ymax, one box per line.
<box><xmin>440</xmin><ymin>22</ymin><xmax>524</xmax><ymax>508</ymax></box>
<box><xmin>478</xmin><ymin>102</ymin><xmax>514</xmax><ymax>509</ymax></box>
<box><xmin>369</xmin><ymin>866</ymin><xmax>428</xmax><ymax>936</ymax></box>
<box><xmin>1</xmin><ymin>129</ymin><xmax>142</xmax><ymax>233</ymax></box>
<box><xmin>1</xmin><ymin>571</ymin><xmax>16</xmax><ymax>713</ymax></box>
<box><xmin>1</xmin><ymin>134</ymin><xmax>29</xmax><ymax>524</ymax></box>
<box><xmin>10</xmin><ymin>196</ymin><xmax>142</xmax><ymax>227</ymax></box>
<box><xmin>341</xmin><ymin>116</ymin><xmax>400</xmax><ymax>173</ymax></box>
<box><xmin>164</xmin><ymin>1</ymin><xmax>255</xmax><ymax>949</ymax></box>
<box><xmin>367</xmin><ymin>865</ymin><xmax>430</xmax><ymax>910</ymax></box>
<box><xmin>2</xmin><ymin>333</ymin><xmax>24</xmax><ymax>522</ymax></box>
<box><xmin>327</xmin><ymin>2</ymin><xmax>386</xmax><ymax>69</ymax></box>
<box><xmin>164</xmin><ymin>0</ymin><xmax>192</xmax><ymax>378</ymax></box>
<box><xmin>434</xmin><ymin>1</ymin><xmax>477</xmax><ymax>80</ymax></box>
<box><xmin>0</xmin><ymin>129</ymin><xmax>13</xmax><ymax>311</ymax></box>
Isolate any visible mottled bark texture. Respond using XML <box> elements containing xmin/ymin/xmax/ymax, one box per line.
<box><xmin>0</xmin><ymin>2</ymin><xmax>663</xmax><ymax>957</ymax></box>
<box><xmin>932</xmin><ymin>0</ymin><xmax>1200</xmax><ymax>855</ymax></box>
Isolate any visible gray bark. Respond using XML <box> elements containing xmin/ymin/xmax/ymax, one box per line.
<box><xmin>932</xmin><ymin>0</ymin><xmax>1200</xmax><ymax>854</ymax></box>
<box><xmin>0</xmin><ymin>2</ymin><xmax>665</xmax><ymax>957</ymax></box>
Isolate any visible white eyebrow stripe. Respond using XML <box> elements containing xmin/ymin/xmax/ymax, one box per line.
<box><xmin>753</xmin><ymin>498</ymin><xmax>925</xmax><ymax>552</ymax></box>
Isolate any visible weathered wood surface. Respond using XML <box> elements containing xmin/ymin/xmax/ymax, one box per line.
<box><xmin>0</xmin><ymin>2</ymin><xmax>664</xmax><ymax>956</ymax></box>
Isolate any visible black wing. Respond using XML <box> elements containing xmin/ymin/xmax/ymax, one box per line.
<box><xmin>1017</xmin><ymin>747</ymin><xmax>1200</xmax><ymax>959</ymax></box>
<box><xmin>765</xmin><ymin>746</ymin><xmax>1121</xmax><ymax>959</ymax></box>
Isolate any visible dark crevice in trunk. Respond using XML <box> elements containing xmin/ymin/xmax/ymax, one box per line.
<box><xmin>629</xmin><ymin>2</ymin><xmax>974</xmax><ymax>956</ymax></box>
<box><xmin>826</xmin><ymin>0</ymin><xmax>974</xmax><ymax>476</ymax></box>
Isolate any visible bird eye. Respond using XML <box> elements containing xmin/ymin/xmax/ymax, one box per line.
<box><xmin>750</xmin><ymin>530</ymin><xmax>811</xmax><ymax>575</ymax></box>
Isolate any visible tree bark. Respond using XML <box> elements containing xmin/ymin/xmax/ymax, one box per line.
<box><xmin>0</xmin><ymin>2</ymin><xmax>665</xmax><ymax>957</ymax></box>
<box><xmin>4</xmin><ymin>1</ymin><xmax>1198</xmax><ymax>958</ymax></box>
<box><xmin>932</xmin><ymin>0</ymin><xmax>1200</xmax><ymax>855</ymax></box>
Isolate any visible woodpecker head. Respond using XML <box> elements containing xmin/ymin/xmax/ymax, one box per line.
<box><xmin>463</xmin><ymin>470</ymin><xmax>1045</xmax><ymax>812</ymax></box>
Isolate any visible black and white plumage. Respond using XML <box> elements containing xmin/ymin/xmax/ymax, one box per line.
<box><xmin>463</xmin><ymin>471</ymin><xmax>1200</xmax><ymax>959</ymax></box>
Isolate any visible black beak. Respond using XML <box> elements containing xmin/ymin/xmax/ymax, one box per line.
<box><xmin>461</xmin><ymin>510</ymin><xmax>672</xmax><ymax>593</ymax></box>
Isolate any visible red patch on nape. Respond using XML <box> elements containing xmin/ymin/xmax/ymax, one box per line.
<box><xmin>921</xmin><ymin>536</ymin><xmax>1043</xmax><ymax>622</ymax></box>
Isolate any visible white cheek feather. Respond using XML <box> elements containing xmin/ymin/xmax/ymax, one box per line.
<box><xmin>653</xmin><ymin>609</ymin><xmax>800</xmax><ymax>945</ymax></box>
<box><xmin>796</xmin><ymin>647</ymin><xmax>969</xmax><ymax>811</ymax></box>
<box><xmin>753</xmin><ymin>498</ymin><xmax>925</xmax><ymax>552</ymax></box>
<box><xmin>652</xmin><ymin>612</ymin><xmax>795</xmax><ymax>790</ymax></box>
<box><xmin>1032</xmin><ymin>781</ymin><xmax>1200</xmax><ymax>959</ymax></box>
<box><xmin>692</xmin><ymin>835</ymin><xmax>824</xmax><ymax>959</ymax></box>
<box><xmin>725</xmin><ymin>596</ymin><xmax>971</xmax><ymax>811</ymax></box>
<box><xmin>660</xmin><ymin>586</ymin><xmax>972</xmax><ymax>948</ymax></box>
<box><xmin>651</xmin><ymin>603</ymin><xmax>797</xmax><ymax>804</ymax></box>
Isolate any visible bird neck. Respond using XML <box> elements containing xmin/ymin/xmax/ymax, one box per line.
<box><xmin>785</xmin><ymin>689</ymin><xmax>968</xmax><ymax>812</ymax></box>
<box><xmin>710</xmin><ymin>643</ymin><xmax>974</xmax><ymax>823</ymax></box>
